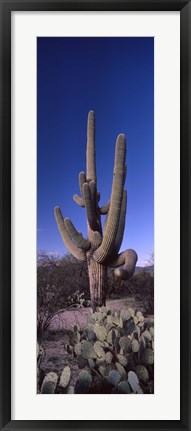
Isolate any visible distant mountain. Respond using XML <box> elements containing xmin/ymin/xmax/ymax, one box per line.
<box><xmin>134</xmin><ymin>265</ymin><xmax>154</xmax><ymax>275</ymax></box>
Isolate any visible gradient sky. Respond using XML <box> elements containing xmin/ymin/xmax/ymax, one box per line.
<box><xmin>37</xmin><ymin>37</ymin><xmax>154</xmax><ymax>266</ymax></box>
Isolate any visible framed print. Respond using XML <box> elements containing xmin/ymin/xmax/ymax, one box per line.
<box><xmin>0</xmin><ymin>0</ymin><xmax>190</xmax><ymax>430</ymax></box>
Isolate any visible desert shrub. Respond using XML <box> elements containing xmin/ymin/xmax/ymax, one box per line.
<box><xmin>128</xmin><ymin>271</ymin><xmax>154</xmax><ymax>314</ymax></box>
<box><xmin>106</xmin><ymin>267</ymin><xmax>154</xmax><ymax>314</ymax></box>
<box><xmin>38</xmin><ymin>307</ymin><xmax>154</xmax><ymax>394</ymax></box>
<box><xmin>37</xmin><ymin>252</ymin><xmax>89</xmax><ymax>340</ymax></box>
<box><xmin>106</xmin><ymin>270</ymin><xmax>124</xmax><ymax>297</ymax></box>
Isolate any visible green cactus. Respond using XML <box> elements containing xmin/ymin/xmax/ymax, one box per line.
<box><xmin>132</xmin><ymin>339</ymin><xmax>140</xmax><ymax>353</ymax></box>
<box><xmin>142</xmin><ymin>330</ymin><xmax>152</xmax><ymax>342</ymax></box>
<box><xmin>80</xmin><ymin>340</ymin><xmax>97</xmax><ymax>360</ymax></box>
<box><xmin>118</xmin><ymin>380</ymin><xmax>131</xmax><ymax>394</ymax></box>
<box><xmin>115</xmin><ymin>362</ymin><xmax>126</xmax><ymax>380</ymax></box>
<box><xmin>98</xmin><ymin>365</ymin><xmax>106</xmax><ymax>376</ymax></box>
<box><xmin>141</xmin><ymin>348</ymin><xmax>154</xmax><ymax>365</ymax></box>
<box><xmin>119</xmin><ymin>336</ymin><xmax>131</xmax><ymax>352</ymax></box>
<box><xmin>41</xmin><ymin>372</ymin><xmax>58</xmax><ymax>394</ymax></box>
<box><xmin>94</xmin><ymin>341</ymin><xmax>106</xmax><ymax>358</ymax></box>
<box><xmin>94</xmin><ymin>324</ymin><xmax>107</xmax><ymax>342</ymax></box>
<box><xmin>75</xmin><ymin>370</ymin><xmax>92</xmax><ymax>394</ymax></box>
<box><xmin>88</xmin><ymin>358</ymin><xmax>95</xmax><ymax>369</ymax></box>
<box><xmin>128</xmin><ymin>371</ymin><xmax>143</xmax><ymax>394</ymax></box>
<box><xmin>37</xmin><ymin>307</ymin><xmax>153</xmax><ymax>395</ymax></box>
<box><xmin>54</xmin><ymin>111</ymin><xmax>137</xmax><ymax>310</ymax></box>
<box><xmin>59</xmin><ymin>366</ymin><xmax>71</xmax><ymax>389</ymax></box>
<box><xmin>63</xmin><ymin>306</ymin><xmax>154</xmax><ymax>394</ymax></box>
<box><xmin>136</xmin><ymin>365</ymin><xmax>149</xmax><ymax>383</ymax></box>
<box><xmin>74</xmin><ymin>343</ymin><xmax>81</xmax><ymax>356</ymax></box>
<box><xmin>105</xmin><ymin>351</ymin><xmax>113</xmax><ymax>364</ymax></box>
<box><xmin>107</xmin><ymin>370</ymin><xmax>121</xmax><ymax>386</ymax></box>
<box><xmin>120</xmin><ymin>309</ymin><xmax>131</xmax><ymax>321</ymax></box>
<box><xmin>66</xmin><ymin>385</ymin><xmax>74</xmax><ymax>394</ymax></box>
<box><xmin>77</xmin><ymin>355</ymin><xmax>88</xmax><ymax>368</ymax></box>
<box><xmin>116</xmin><ymin>354</ymin><xmax>128</xmax><ymax>367</ymax></box>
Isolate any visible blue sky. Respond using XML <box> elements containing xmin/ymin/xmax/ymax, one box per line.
<box><xmin>37</xmin><ymin>37</ymin><xmax>154</xmax><ymax>266</ymax></box>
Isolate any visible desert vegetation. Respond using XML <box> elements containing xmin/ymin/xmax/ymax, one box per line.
<box><xmin>37</xmin><ymin>252</ymin><xmax>89</xmax><ymax>341</ymax></box>
<box><xmin>37</xmin><ymin>303</ymin><xmax>154</xmax><ymax>394</ymax></box>
<box><xmin>37</xmin><ymin>251</ymin><xmax>154</xmax><ymax>393</ymax></box>
<box><xmin>37</xmin><ymin>112</ymin><xmax>154</xmax><ymax>394</ymax></box>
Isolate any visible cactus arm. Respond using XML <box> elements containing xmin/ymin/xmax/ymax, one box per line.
<box><xmin>99</xmin><ymin>200</ymin><xmax>110</xmax><ymax>215</ymax></box>
<box><xmin>113</xmin><ymin>189</ymin><xmax>127</xmax><ymax>254</ymax></box>
<box><xmin>73</xmin><ymin>194</ymin><xmax>85</xmax><ymax>207</ymax></box>
<box><xmin>54</xmin><ymin>207</ymin><xmax>87</xmax><ymax>261</ymax></box>
<box><xmin>73</xmin><ymin>171</ymin><xmax>86</xmax><ymax>207</ymax></box>
<box><xmin>93</xmin><ymin>134</ymin><xmax>126</xmax><ymax>263</ymax></box>
<box><xmin>89</xmin><ymin>180</ymin><xmax>97</xmax><ymax>207</ymax></box>
<box><xmin>107</xmin><ymin>249</ymin><xmax>138</xmax><ymax>280</ymax></box>
<box><xmin>86</xmin><ymin>111</ymin><xmax>96</xmax><ymax>184</ymax></box>
<box><xmin>92</xmin><ymin>231</ymin><xmax>102</xmax><ymax>247</ymax></box>
<box><xmin>83</xmin><ymin>182</ymin><xmax>98</xmax><ymax>231</ymax></box>
<box><xmin>103</xmin><ymin>212</ymin><xmax>109</xmax><ymax>233</ymax></box>
<box><xmin>89</xmin><ymin>180</ymin><xmax>102</xmax><ymax>232</ymax></box>
<box><xmin>79</xmin><ymin>171</ymin><xmax>86</xmax><ymax>195</ymax></box>
<box><xmin>64</xmin><ymin>217</ymin><xmax>90</xmax><ymax>251</ymax></box>
<box><xmin>124</xmin><ymin>164</ymin><xmax>127</xmax><ymax>184</ymax></box>
<box><xmin>108</xmin><ymin>249</ymin><xmax>137</xmax><ymax>267</ymax></box>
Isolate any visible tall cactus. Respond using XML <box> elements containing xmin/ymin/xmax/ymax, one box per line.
<box><xmin>54</xmin><ymin>111</ymin><xmax>138</xmax><ymax>310</ymax></box>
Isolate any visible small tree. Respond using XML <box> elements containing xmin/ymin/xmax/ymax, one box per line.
<box><xmin>37</xmin><ymin>252</ymin><xmax>88</xmax><ymax>340</ymax></box>
<box><xmin>128</xmin><ymin>270</ymin><xmax>154</xmax><ymax>314</ymax></box>
<box><xmin>144</xmin><ymin>252</ymin><xmax>154</xmax><ymax>267</ymax></box>
<box><xmin>55</xmin><ymin>111</ymin><xmax>137</xmax><ymax>310</ymax></box>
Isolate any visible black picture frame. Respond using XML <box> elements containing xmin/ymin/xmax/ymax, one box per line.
<box><xmin>0</xmin><ymin>1</ymin><xmax>190</xmax><ymax>430</ymax></box>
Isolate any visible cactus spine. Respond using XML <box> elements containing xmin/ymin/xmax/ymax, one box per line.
<box><xmin>54</xmin><ymin>111</ymin><xmax>137</xmax><ymax>310</ymax></box>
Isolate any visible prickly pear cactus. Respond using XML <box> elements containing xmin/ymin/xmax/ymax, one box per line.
<box><xmin>71</xmin><ymin>306</ymin><xmax>154</xmax><ymax>394</ymax></box>
<box><xmin>54</xmin><ymin>111</ymin><xmax>138</xmax><ymax>310</ymax></box>
<box><xmin>38</xmin><ymin>307</ymin><xmax>154</xmax><ymax>395</ymax></box>
<box><xmin>128</xmin><ymin>371</ymin><xmax>143</xmax><ymax>394</ymax></box>
<box><xmin>40</xmin><ymin>367</ymin><xmax>72</xmax><ymax>394</ymax></box>
<box><xmin>74</xmin><ymin>370</ymin><xmax>92</xmax><ymax>394</ymax></box>
<box><xmin>41</xmin><ymin>372</ymin><xmax>58</xmax><ymax>394</ymax></box>
<box><xmin>59</xmin><ymin>366</ymin><xmax>71</xmax><ymax>389</ymax></box>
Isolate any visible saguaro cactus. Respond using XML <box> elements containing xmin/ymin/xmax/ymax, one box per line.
<box><xmin>54</xmin><ymin>111</ymin><xmax>137</xmax><ymax>310</ymax></box>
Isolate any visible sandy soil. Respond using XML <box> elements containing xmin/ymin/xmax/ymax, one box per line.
<box><xmin>49</xmin><ymin>296</ymin><xmax>152</xmax><ymax>331</ymax></box>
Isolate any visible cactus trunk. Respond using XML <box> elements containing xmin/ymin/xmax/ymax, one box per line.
<box><xmin>87</xmin><ymin>253</ymin><xmax>107</xmax><ymax>310</ymax></box>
